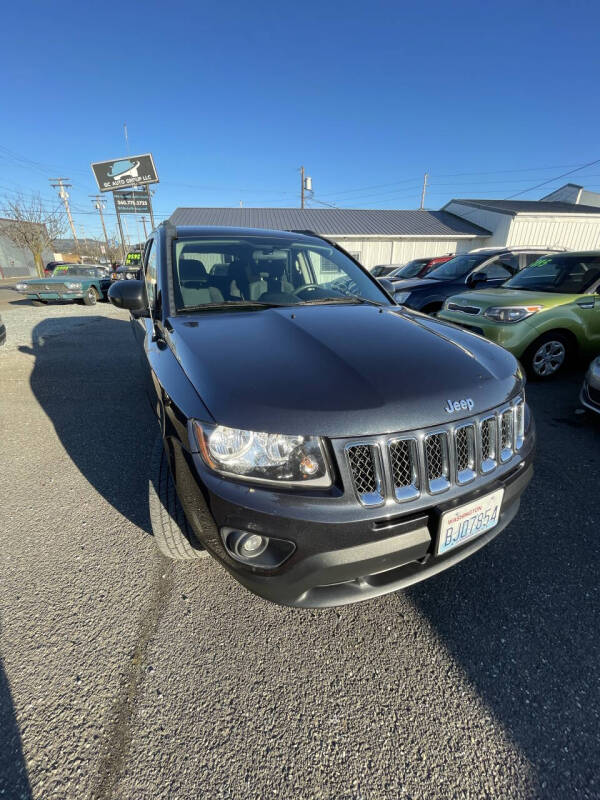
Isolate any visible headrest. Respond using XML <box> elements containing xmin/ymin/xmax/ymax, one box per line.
<box><xmin>179</xmin><ymin>257</ymin><xmax>206</xmax><ymax>282</ymax></box>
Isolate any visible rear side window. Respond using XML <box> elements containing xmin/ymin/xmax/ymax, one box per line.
<box><xmin>484</xmin><ymin>254</ymin><xmax>519</xmax><ymax>277</ymax></box>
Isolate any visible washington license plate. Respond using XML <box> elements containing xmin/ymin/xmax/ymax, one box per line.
<box><xmin>437</xmin><ymin>489</ymin><xmax>504</xmax><ymax>556</ymax></box>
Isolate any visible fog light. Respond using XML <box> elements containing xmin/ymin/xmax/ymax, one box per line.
<box><xmin>221</xmin><ymin>528</ymin><xmax>296</xmax><ymax>569</ymax></box>
<box><xmin>239</xmin><ymin>533</ymin><xmax>268</xmax><ymax>557</ymax></box>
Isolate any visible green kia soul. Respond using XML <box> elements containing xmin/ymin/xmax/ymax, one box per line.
<box><xmin>437</xmin><ymin>251</ymin><xmax>600</xmax><ymax>378</ymax></box>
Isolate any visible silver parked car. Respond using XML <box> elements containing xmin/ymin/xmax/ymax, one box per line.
<box><xmin>580</xmin><ymin>356</ymin><xmax>600</xmax><ymax>415</ymax></box>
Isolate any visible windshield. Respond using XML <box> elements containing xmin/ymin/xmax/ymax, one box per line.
<box><xmin>426</xmin><ymin>252</ymin><xmax>491</xmax><ymax>280</ymax></box>
<box><xmin>390</xmin><ymin>259</ymin><xmax>429</xmax><ymax>279</ymax></box>
<box><xmin>172</xmin><ymin>235</ymin><xmax>391</xmax><ymax>311</ymax></box>
<box><xmin>504</xmin><ymin>255</ymin><xmax>600</xmax><ymax>294</ymax></box>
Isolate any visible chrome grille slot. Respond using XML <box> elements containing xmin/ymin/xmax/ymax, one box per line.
<box><xmin>424</xmin><ymin>432</ymin><xmax>450</xmax><ymax>494</ymax></box>
<box><xmin>345</xmin><ymin>444</ymin><xmax>383</xmax><ymax>507</ymax></box>
<box><xmin>455</xmin><ymin>424</ymin><xmax>476</xmax><ymax>484</ymax></box>
<box><xmin>514</xmin><ymin>399</ymin><xmax>525</xmax><ymax>450</ymax></box>
<box><xmin>388</xmin><ymin>438</ymin><xmax>419</xmax><ymax>502</ymax></box>
<box><xmin>480</xmin><ymin>415</ymin><xmax>497</xmax><ymax>473</ymax></box>
<box><xmin>500</xmin><ymin>409</ymin><xmax>514</xmax><ymax>462</ymax></box>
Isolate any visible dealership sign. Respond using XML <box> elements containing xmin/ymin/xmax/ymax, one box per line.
<box><xmin>113</xmin><ymin>190</ymin><xmax>151</xmax><ymax>214</ymax></box>
<box><xmin>91</xmin><ymin>153</ymin><xmax>159</xmax><ymax>192</ymax></box>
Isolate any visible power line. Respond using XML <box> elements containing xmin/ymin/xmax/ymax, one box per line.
<box><xmin>506</xmin><ymin>158</ymin><xmax>600</xmax><ymax>199</ymax></box>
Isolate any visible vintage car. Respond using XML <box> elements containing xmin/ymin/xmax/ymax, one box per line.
<box><xmin>15</xmin><ymin>265</ymin><xmax>111</xmax><ymax>306</ymax></box>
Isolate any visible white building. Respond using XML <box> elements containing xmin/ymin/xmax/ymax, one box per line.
<box><xmin>443</xmin><ymin>197</ymin><xmax>600</xmax><ymax>253</ymax></box>
<box><xmin>170</xmin><ymin>196</ymin><xmax>600</xmax><ymax>269</ymax></box>
<box><xmin>169</xmin><ymin>208</ymin><xmax>490</xmax><ymax>268</ymax></box>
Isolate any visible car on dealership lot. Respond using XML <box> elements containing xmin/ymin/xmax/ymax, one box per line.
<box><xmin>390</xmin><ymin>247</ymin><xmax>563</xmax><ymax>314</ymax></box>
<box><xmin>15</xmin><ymin>264</ymin><xmax>111</xmax><ymax>306</ymax></box>
<box><xmin>108</xmin><ymin>221</ymin><xmax>534</xmax><ymax>608</ymax></box>
<box><xmin>43</xmin><ymin>260</ymin><xmax>72</xmax><ymax>277</ymax></box>
<box><xmin>370</xmin><ymin>264</ymin><xmax>399</xmax><ymax>277</ymax></box>
<box><xmin>387</xmin><ymin>255</ymin><xmax>455</xmax><ymax>281</ymax></box>
<box><xmin>111</xmin><ymin>264</ymin><xmax>142</xmax><ymax>281</ymax></box>
<box><xmin>580</xmin><ymin>356</ymin><xmax>600</xmax><ymax>415</ymax></box>
<box><xmin>438</xmin><ymin>251</ymin><xmax>600</xmax><ymax>378</ymax></box>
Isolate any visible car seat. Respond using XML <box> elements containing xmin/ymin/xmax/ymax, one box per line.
<box><xmin>229</xmin><ymin>259</ymin><xmax>267</xmax><ymax>300</ymax></box>
<box><xmin>177</xmin><ymin>256</ymin><xmax>223</xmax><ymax>306</ymax></box>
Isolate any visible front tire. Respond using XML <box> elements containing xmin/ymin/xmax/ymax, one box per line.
<box><xmin>148</xmin><ymin>434</ymin><xmax>207</xmax><ymax>560</ymax></box>
<box><xmin>523</xmin><ymin>332</ymin><xmax>570</xmax><ymax>379</ymax></box>
<box><xmin>82</xmin><ymin>287</ymin><xmax>99</xmax><ymax>306</ymax></box>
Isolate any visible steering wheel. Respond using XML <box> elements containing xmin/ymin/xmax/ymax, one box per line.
<box><xmin>293</xmin><ymin>283</ymin><xmax>321</xmax><ymax>296</ymax></box>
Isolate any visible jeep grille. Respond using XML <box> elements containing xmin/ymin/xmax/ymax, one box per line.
<box><xmin>345</xmin><ymin>398</ymin><xmax>525</xmax><ymax>506</ymax></box>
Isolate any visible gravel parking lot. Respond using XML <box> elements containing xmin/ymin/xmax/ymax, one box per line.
<box><xmin>1</xmin><ymin>297</ymin><xmax>599</xmax><ymax>800</ymax></box>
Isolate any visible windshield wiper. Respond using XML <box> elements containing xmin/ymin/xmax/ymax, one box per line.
<box><xmin>299</xmin><ymin>295</ymin><xmax>386</xmax><ymax>307</ymax></box>
<box><xmin>179</xmin><ymin>300</ymin><xmax>289</xmax><ymax>312</ymax></box>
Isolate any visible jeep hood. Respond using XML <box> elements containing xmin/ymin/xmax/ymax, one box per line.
<box><xmin>168</xmin><ymin>305</ymin><xmax>521</xmax><ymax>437</ymax></box>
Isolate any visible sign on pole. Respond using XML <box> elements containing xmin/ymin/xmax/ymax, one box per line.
<box><xmin>114</xmin><ymin>190</ymin><xmax>151</xmax><ymax>214</ymax></box>
<box><xmin>91</xmin><ymin>153</ymin><xmax>159</xmax><ymax>192</ymax></box>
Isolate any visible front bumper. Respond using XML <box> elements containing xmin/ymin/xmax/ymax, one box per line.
<box><xmin>580</xmin><ymin>380</ymin><xmax>600</xmax><ymax>415</ymax></box>
<box><xmin>437</xmin><ymin>310</ymin><xmax>538</xmax><ymax>357</ymax></box>
<box><xmin>169</xmin><ymin>419</ymin><xmax>536</xmax><ymax>608</ymax></box>
<box><xmin>19</xmin><ymin>291</ymin><xmax>84</xmax><ymax>302</ymax></box>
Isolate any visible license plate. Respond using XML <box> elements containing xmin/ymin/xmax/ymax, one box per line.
<box><xmin>437</xmin><ymin>488</ymin><xmax>504</xmax><ymax>556</ymax></box>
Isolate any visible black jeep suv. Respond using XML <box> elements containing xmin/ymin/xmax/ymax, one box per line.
<box><xmin>109</xmin><ymin>223</ymin><xmax>535</xmax><ymax>608</ymax></box>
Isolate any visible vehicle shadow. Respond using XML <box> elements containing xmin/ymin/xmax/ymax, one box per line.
<box><xmin>23</xmin><ymin>315</ymin><xmax>157</xmax><ymax>535</ymax></box>
<box><xmin>0</xmin><ymin>627</ymin><xmax>32</xmax><ymax>798</ymax></box>
<box><xmin>407</xmin><ymin>373</ymin><xmax>600</xmax><ymax>798</ymax></box>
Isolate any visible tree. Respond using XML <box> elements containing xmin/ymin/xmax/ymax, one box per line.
<box><xmin>1</xmin><ymin>194</ymin><xmax>67</xmax><ymax>277</ymax></box>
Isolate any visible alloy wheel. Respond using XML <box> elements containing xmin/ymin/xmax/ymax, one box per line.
<box><xmin>532</xmin><ymin>340</ymin><xmax>566</xmax><ymax>376</ymax></box>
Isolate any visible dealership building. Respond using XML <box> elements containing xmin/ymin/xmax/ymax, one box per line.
<box><xmin>171</xmin><ymin>188</ymin><xmax>600</xmax><ymax>268</ymax></box>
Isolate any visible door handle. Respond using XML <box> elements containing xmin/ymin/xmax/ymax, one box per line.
<box><xmin>576</xmin><ymin>300</ymin><xmax>595</xmax><ymax>309</ymax></box>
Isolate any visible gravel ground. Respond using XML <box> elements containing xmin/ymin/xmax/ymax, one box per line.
<box><xmin>0</xmin><ymin>302</ymin><xmax>599</xmax><ymax>799</ymax></box>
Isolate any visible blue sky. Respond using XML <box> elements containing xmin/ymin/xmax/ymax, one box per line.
<box><xmin>1</xmin><ymin>0</ymin><xmax>600</xmax><ymax>239</ymax></box>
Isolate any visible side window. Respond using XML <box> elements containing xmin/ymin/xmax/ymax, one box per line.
<box><xmin>307</xmin><ymin>250</ymin><xmax>347</xmax><ymax>284</ymax></box>
<box><xmin>482</xmin><ymin>254</ymin><xmax>519</xmax><ymax>279</ymax></box>
<box><xmin>524</xmin><ymin>253</ymin><xmax>544</xmax><ymax>268</ymax></box>
<box><xmin>145</xmin><ymin>240</ymin><xmax>158</xmax><ymax>310</ymax></box>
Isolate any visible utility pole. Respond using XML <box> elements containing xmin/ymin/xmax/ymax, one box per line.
<box><xmin>50</xmin><ymin>178</ymin><xmax>79</xmax><ymax>253</ymax></box>
<box><xmin>420</xmin><ymin>171</ymin><xmax>429</xmax><ymax>210</ymax></box>
<box><xmin>146</xmin><ymin>186</ymin><xmax>155</xmax><ymax>229</ymax></box>
<box><xmin>122</xmin><ymin>215</ymin><xmax>131</xmax><ymax>249</ymax></box>
<box><xmin>140</xmin><ymin>216</ymin><xmax>148</xmax><ymax>239</ymax></box>
<box><xmin>90</xmin><ymin>195</ymin><xmax>111</xmax><ymax>262</ymax></box>
<box><xmin>300</xmin><ymin>165</ymin><xmax>305</xmax><ymax>209</ymax></box>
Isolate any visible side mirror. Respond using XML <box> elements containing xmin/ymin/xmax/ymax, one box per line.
<box><xmin>467</xmin><ymin>271</ymin><xmax>488</xmax><ymax>287</ymax></box>
<box><xmin>108</xmin><ymin>279</ymin><xmax>147</xmax><ymax>312</ymax></box>
<box><xmin>379</xmin><ymin>278</ymin><xmax>395</xmax><ymax>296</ymax></box>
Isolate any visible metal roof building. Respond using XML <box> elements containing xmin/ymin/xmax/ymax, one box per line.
<box><xmin>170</xmin><ymin>195</ymin><xmax>600</xmax><ymax>269</ymax></box>
<box><xmin>169</xmin><ymin>208</ymin><xmax>491</xmax><ymax>268</ymax></box>
<box><xmin>443</xmin><ymin>198</ymin><xmax>600</xmax><ymax>252</ymax></box>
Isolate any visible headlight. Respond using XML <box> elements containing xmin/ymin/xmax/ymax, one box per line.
<box><xmin>193</xmin><ymin>422</ymin><xmax>331</xmax><ymax>487</ymax></box>
<box><xmin>15</xmin><ymin>283</ymin><xmax>28</xmax><ymax>291</ymax></box>
<box><xmin>483</xmin><ymin>305</ymin><xmax>543</xmax><ymax>324</ymax></box>
<box><xmin>64</xmin><ymin>281</ymin><xmax>82</xmax><ymax>290</ymax></box>
<box><xmin>394</xmin><ymin>291</ymin><xmax>411</xmax><ymax>305</ymax></box>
